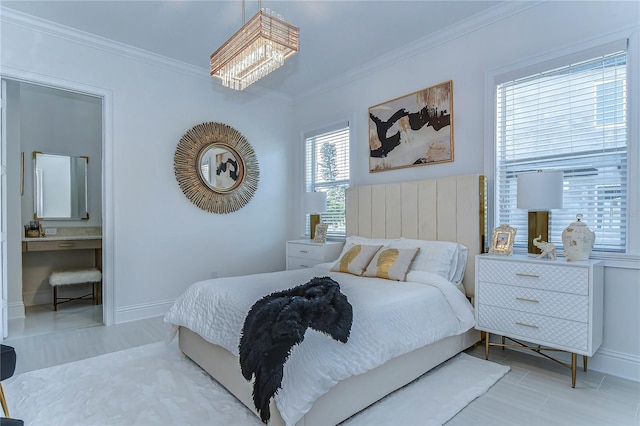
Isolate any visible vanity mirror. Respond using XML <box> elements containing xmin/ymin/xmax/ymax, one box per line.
<box><xmin>33</xmin><ymin>152</ymin><xmax>89</xmax><ymax>220</ymax></box>
<box><xmin>174</xmin><ymin>122</ymin><xmax>259</xmax><ymax>214</ymax></box>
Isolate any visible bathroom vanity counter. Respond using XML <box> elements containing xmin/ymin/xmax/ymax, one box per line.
<box><xmin>22</xmin><ymin>237</ymin><xmax>102</xmax><ymax>252</ymax></box>
<box><xmin>22</xmin><ymin>226</ymin><xmax>102</xmax><ymax>252</ymax></box>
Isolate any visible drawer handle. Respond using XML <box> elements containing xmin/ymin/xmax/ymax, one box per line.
<box><xmin>299</xmin><ymin>250</ymin><xmax>308</xmax><ymax>254</ymax></box>
<box><xmin>515</xmin><ymin>273</ymin><xmax>539</xmax><ymax>278</ymax></box>
<box><xmin>58</xmin><ymin>243</ymin><xmax>75</xmax><ymax>248</ymax></box>
<box><xmin>515</xmin><ymin>297</ymin><xmax>540</xmax><ymax>303</ymax></box>
<box><xmin>516</xmin><ymin>321</ymin><xmax>539</xmax><ymax>329</ymax></box>
<box><xmin>299</xmin><ymin>264</ymin><xmax>309</xmax><ymax>268</ymax></box>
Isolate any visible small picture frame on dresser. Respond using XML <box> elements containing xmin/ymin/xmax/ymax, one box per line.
<box><xmin>313</xmin><ymin>223</ymin><xmax>328</xmax><ymax>243</ymax></box>
<box><xmin>489</xmin><ymin>224</ymin><xmax>516</xmax><ymax>255</ymax></box>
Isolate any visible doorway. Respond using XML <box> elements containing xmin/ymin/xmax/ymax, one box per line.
<box><xmin>1</xmin><ymin>77</ymin><xmax>109</xmax><ymax>340</ymax></box>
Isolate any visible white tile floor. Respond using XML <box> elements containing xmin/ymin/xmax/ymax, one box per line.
<box><xmin>4</xmin><ymin>312</ymin><xmax>639</xmax><ymax>425</ymax></box>
<box><xmin>7</xmin><ymin>302</ymin><xmax>103</xmax><ymax>340</ymax></box>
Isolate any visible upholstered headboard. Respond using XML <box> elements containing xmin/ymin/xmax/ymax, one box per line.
<box><xmin>345</xmin><ymin>174</ymin><xmax>486</xmax><ymax>298</ymax></box>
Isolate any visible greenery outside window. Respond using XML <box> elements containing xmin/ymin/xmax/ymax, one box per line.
<box><xmin>304</xmin><ymin>122</ymin><xmax>350</xmax><ymax>239</ymax></box>
<box><xmin>494</xmin><ymin>44</ymin><xmax>628</xmax><ymax>253</ymax></box>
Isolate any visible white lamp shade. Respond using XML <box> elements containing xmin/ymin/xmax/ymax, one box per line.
<box><xmin>517</xmin><ymin>170</ymin><xmax>563</xmax><ymax>211</ymax></box>
<box><xmin>304</xmin><ymin>191</ymin><xmax>327</xmax><ymax>214</ymax></box>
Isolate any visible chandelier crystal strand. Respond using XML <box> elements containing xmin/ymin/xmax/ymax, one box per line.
<box><xmin>210</xmin><ymin>5</ymin><xmax>298</xmax><ymax>90</ymax></box>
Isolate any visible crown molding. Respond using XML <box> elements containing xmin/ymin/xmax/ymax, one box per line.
<box><xmin>292</xmin><ymin>1</ymin><xmax>542</xmax><ymax>104</ymax></box>
<box><xmin>0</xmin><ymin>6</ymin><xmax>209</xmax><ymax>78</ymax></box>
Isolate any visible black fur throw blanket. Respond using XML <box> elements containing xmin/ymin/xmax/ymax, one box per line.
<box><xmin>239</xmin><ymin>276</ymin><xmax>353</xmax><ymax>424</ymax></box>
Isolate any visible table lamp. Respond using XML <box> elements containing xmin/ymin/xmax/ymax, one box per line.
<box><xmin>304</xmin><ymin>191</ymin><xmax>327</xmax><ymax>240</ymax></box>
<box><xmin>517</xmin><ymin>170</ymin><xmax>563</xmax><ymax>256</ymax></box>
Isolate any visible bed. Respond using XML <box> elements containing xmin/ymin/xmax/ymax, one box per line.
<box><xmin>165</xmin><ymin>174</ymin><xmax>487</xmax><ymax>426</ymax></box>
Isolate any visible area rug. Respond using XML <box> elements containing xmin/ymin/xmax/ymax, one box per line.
<box><xmin>3</xmin><ymin>341</ymin><xmax>509</xmax><ymax>425</ymax></box>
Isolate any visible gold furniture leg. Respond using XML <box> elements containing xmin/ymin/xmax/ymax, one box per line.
<box><xmin>485</xmin><ymin>334</ymin><xmax>585</xmax><ymax>388</ymax></box>
<box><xmin>583</xmin><ymin>355</ymin><xmax>588</xmax><ymax>372</ymax></box>
<box><xmin>0</xmin><ymin>382</ymin><xmax>9</xmax><ymax>417</ymax></box>
<box><xmin>571</xmin><ymin>353</ymin><xmax>577</xmax><ymax>388</ymax></box>
<box><xmin>485</xmin><ymin>332</ymin><xmax>490</xmax><ymax>360</ymax></box>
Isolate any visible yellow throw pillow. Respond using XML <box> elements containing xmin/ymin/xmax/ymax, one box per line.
<box><xmin>363</xmin><ymin>247</ymin><xmax>420</xmax><ymax>281</ymax></box>
<box><xmin>330</xmin><ymin>244</ymin><xmax>383</xmax><ymax>276</ymax></box>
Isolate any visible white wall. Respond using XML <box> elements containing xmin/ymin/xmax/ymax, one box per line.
<box><xmin>1</xmin><ymin>10</ymin><xmax>296</xmax><ymax>323</ymax></box>
<box><xmin>292</xmin><ymin>1</ymin><xmax>640</xmax><ymax>381</ymax></box>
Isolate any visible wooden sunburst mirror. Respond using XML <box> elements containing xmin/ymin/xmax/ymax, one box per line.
<box><xmin>174</xmin><ymin>122</ymin><xmax>259</xmax><ymax>214</ymax></box>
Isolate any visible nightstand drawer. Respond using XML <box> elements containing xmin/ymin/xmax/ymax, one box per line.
<box><xmin>286</xmin><ymin>240</ymin><xmax>344</xmax><ymax>271</ymax></box>
<box><xmin>477</xmin><ymin>282</ymin><xmax>588</xmax><ymax>322</ymax></box>
<box><xmin>287</xmin><ymin>256</ymin><xmax>323</xmax><ymax>270</ymax></box>
<box><xmin>477</xmin><ymin>258</ymin><xmax>588</xmax><ymax>295</ymax></box>
<box><xmin>478</xmin><ymin>305</ymin><xmax>588</xmax><ymax>353</ymax></box>
<box><xmin>287</xmin><ymin>243</ymin><xmax>326</xmax><ymax>260</ymax></box>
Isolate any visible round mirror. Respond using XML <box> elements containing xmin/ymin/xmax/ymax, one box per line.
<box><xmin>198</xmin><ymin>144</ymin><xmax>244</xmax><ymax>193</ymax></box>
<box><xmin>175</xmin><ymin>122</ymin><xmax>259</xmax><ymax>214</ymax></box>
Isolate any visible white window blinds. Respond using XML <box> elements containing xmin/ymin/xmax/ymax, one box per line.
<box><xmin>304</xmin><ymin>122</ymin><xmax>350</xmax><ymax>238</ymax></box>
<box><xmin>495</xmin><ymin>47</ymin><xmax>628</xmax><ymax>252</ymax></box>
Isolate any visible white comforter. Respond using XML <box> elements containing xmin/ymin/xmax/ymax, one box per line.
<box><xmin>164</xmin><ymin>263</ymin><xmax>475</xmax><ymax>426</ymax></box>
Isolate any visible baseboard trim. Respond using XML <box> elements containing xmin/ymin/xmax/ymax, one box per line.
<box><xmin>8</xmin><ymin>301</ymin><xmax>25</xmax><ymax>320</ymax></box>
<box><xmin>590</xmin><ymin>348</ymin><xmax>640</xmax><ymax>382</ymax></box>
<box><xmin>115</xmin><ymin>299</ymin><xmax>175</xmax><ymax>324</ymax></box>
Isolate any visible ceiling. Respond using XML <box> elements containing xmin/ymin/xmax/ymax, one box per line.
<box><xmin>1</xmin><ymin>0</ymin><xmax>506</xmax><ymax>99</ymax></box>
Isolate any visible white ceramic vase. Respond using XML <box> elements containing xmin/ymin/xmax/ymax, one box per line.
<box><xmin>562</xmin><ymin>214</ymin><xmax>595</xmax><ymax>261</ymax></box>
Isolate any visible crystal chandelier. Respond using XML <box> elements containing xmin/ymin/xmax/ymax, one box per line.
<box><xmin>210</xmin><ymin>1</ymin><xmax>299</xmax><ymax>90</ymax></box>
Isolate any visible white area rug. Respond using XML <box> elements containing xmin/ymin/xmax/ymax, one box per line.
<box><xmin>4</xmin><ymin>341</ymin><xmax>509</xmax><ymax>426</ymax></box>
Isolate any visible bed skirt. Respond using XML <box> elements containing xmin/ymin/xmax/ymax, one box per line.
<box><xmin>178</xmin><ymin>326</ymin><xmax>479</xmax><ymax>426</ymax></box>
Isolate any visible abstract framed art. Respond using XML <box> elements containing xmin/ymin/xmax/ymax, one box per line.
<box><xmin>368</xmin><ymin>80</ymin><xmax>453</xmax><ymax>172</ymax></box>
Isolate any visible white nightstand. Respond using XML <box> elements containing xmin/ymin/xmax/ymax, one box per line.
<box><xmin>475</xmin><ymin>254</ymin><xmax>604</xmax><ymax>387</ymax></box>
<box><xmin>286</xmin><ymin>240</ymin><xmax>344</xmax><ymax>270</ymax></box>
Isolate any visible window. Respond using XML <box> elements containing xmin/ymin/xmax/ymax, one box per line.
<box><xmin>495</xmin><ymin>45</ymin><xmax>628</xmax><ymax>253</ymax></box>
<box><xmin>304</xmin><ymin>122</ymin><xmax>350</xmax><ymax>239</ymax></box>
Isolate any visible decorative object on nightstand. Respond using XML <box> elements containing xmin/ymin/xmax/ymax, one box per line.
<box><xmin>532</xmin><ymin>236</ymin><xmax>556</xmax><ymax>260</ymax></box>
<box><xmin>517</xmin><ymin>170</ymin><xmax>563</xmax><ymax>256</ymax></box>
<box><xmin>562</xmin><ymin>214</ymin><xmax>595</xmax><ymax>261</ymax></box>
<box><xmin>304</xmin><ymin>191</ymin><xmax>327</xmax><ymax>241</ymax></box>
<box><xmin>313</xmin><ymin>223</ymin><xmax>328</xmax><ymax>243</ymax></box>
<box><xmin>286</xmin><ymin>240</ymin><xmax>344</xmax><ymax>270</ymax></box>
<box><xmin>488</xmin><ymin>224</ymin><xmax>516</xmax><ymax>256</ymax></box>
<box><xmin>475</xmin><ymin>254</ymin><xmax>604</xmax><ymax>387</ymax></box>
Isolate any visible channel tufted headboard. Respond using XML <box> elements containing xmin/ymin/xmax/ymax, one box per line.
<box><xmin>345</xmin><ymin>174</ymin><xmax>487</xmax><ymax>298</ymax></box>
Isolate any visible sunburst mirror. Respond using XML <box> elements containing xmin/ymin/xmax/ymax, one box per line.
<box><xmin>174</xmin><ymin>122</ymin><xmax>259</xmax><ymax>214</ymax></box>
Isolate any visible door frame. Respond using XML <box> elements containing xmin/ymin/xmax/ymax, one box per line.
<box><xmin>0</xmin><ymin>67</ymin><xmax>114</xmax><ymax>326</ymax></box>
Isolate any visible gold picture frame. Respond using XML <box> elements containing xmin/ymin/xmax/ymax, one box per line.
<box><xmin>313</xmin><ymin>223</ymin><xmax>328</xmax><ymax>243</ymax></box>
<box><xmin>489</xmin><ymin>224</ymin><xmax>517</xmax><ymax>256</ymax></box>
<box><xmin>368</xmin><ymin>80</ymin><xmax>453</xmax><ymax>172</ymax></box>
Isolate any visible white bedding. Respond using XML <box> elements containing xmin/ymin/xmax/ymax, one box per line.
<box><xmin>164</xmin><ymin>263</ymin><xmax>475</xmax><ymax>426</ymax></box>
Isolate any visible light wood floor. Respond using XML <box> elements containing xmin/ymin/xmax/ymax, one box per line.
<box><xmin>3</xmin><ymin>313</ymin><xmax>639</xmax><ymax>425</ymax></box>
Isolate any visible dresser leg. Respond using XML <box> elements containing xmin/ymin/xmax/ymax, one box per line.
<box><xmin>583</xmin><ymin>355</ymin><xmax>588</xmax><ymax>372</ymax></box>
<box><xmin>571</xmin><ymin>353</ymin><xmax>577</xmax><ymax>388</ymax></box>
<box><xmin>485</xmin><ymin>332</ymin><xmax>490</xmax><ymax>360</ymax></box>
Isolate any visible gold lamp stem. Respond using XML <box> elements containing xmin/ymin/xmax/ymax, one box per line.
<box><xmin>528</xmin><ymin>211</ymin><xmax>549</xmax><ymax>255</ymax></box>
<box><xmin>310</xmin><ymin>214</ymin><xmax>320</xmax><ymax>240</ymax></box>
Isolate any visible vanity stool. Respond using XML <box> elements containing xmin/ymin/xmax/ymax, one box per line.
<box><xmin>49</xmin><ymin>268</ymin><xmax>102</xmax><ymax>311</ymax></box>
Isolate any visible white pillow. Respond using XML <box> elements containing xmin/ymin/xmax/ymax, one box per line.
<box><xmin>388</xmin><ymin>238</ymin><xmax>461</xmax><ymax>282</ymax></box>
<box><xmin>451</xmin><ymin>244</ymin><xmax>469</xmax><ymax>285</ymax></box>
